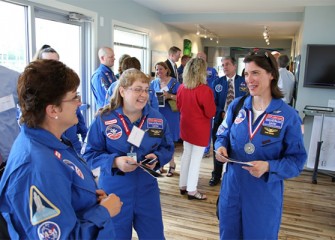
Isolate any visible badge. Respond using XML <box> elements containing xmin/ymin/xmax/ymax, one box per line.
<box><xmin>261</xmin><ymin>126</ymin><xmax>280</xmax><ymax>137</ymax></box>
<box><xmin>234</xmin><ymin>109</ymin><xmax>246</xmax><ymax>124</ymax></box>
<box><xmin>244</xmin><ymin>142</ymin><xmax>255</xmax><ymax>154</ymax></box>
<box><xmin>105</xmin><ymin>124</ymin><xmax>123</xmax><ymax>140</ymax></box>
<box><xmin>30</xmin><ymin>186</ymin><xmax>60</xmax><ymax>225</ymax></box>
<box><xmin>147</xmin><ymin>118</ymin><xmax>163</xmax><ymax>129</ymax></box>
<box><xmin>263</xmin><ymin>114</ymin><xmax>284</xmax><ymax>129</ymax></box>
<box><xmin>63</xmin><ymin>159</ymin><xmax>84</xmax><ymax>179</ymax></box>
<box><xmin>127</xmin><ymin>152</ymin><xmax>137</xmax><ymax>162</ymax></box>
<box><xmin>127</xmin><ymin>125</ymin><xmax>145</xmax><ymax>147</ymax></box>
<box><xmin>215</xmin><ymin>84</ymin><xmax>223</xmax><ymax>93</ymax></box>
<box><xmin>148</xmin><ymin>128</ymin><xmax>163</xmax><ymax>138</ymax></box>
<box><xmin>37</xmin><ymin>221</ymin><xmax>61</xmax><ymax>240</ymax></box>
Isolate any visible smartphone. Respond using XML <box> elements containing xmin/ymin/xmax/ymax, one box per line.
<box><xmin>142</xmin><ymin>158</ymin><xmax>158</xmax><ymax>165</ymax></box>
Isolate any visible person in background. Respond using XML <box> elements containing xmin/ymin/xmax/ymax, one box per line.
<box><xmin>165</xmin><ymin>46</ymin><xmax>182</xmax><ymax>83</ymax></box>
<box><xmin>115</xmin><ymin>54</ymin><xmax>130</xmax><ymax>79</ymax></box>
<box><xmin>177</xmin><ymin>57</ymin><xmax>216</xmax><ymax>200</ymax></box>
<box><xmin>105</xmin><ymin>57</ymin><xmax>158</xmax><ymax>110</ymax></box>
<box><xmin>0</xmin><ymin>60</ymin><xmax>122</xmax><ymax>239</ymax></box>
<box><xmin>0</xmin><ymin>65</ymin><xmax>20</xmax><ymax>239</ymax></box>
<box><xmin>177</xmin><ymin>55</ymin><xmax>191</xmax><ymax>83</ymax></box>
<box><xmin>278</xmin><ymin>54</ymin><xmax>295</xmax><ymax>106</ymax></box>
<box><xmin>91</xmin><ymin>47</ymin><xmax>117</xmax><ymax>109</ymax></box>
<box><xmin>215</xmin><ymin>50</ymin><xmax>307</xmax><ymax>239</ymax></box>
<box><xmin>150</xmin><ymin>61</ymin><xmax>180</xmax><ymax>177</ymax></box>
<box><xmin>209</xmin><ymin>56</ymin><xmax>248</xmax><ymax>186</ymax></box>
<box><xmin>32</xmin><ymin>44</ymin><xmax>59</xmax><ymax>61</ymax></box>
<box><xmin>197</xmin><ymin>51</ymin><xmax>219</xmax><ymax>158</ymax></box>
<box><xmin>35</xmin><ymin>45</ymin><xmax>88</xmax><ymax>154</ymax></box>
<box><xmin>84</xmin><ymin>69</ymin><xmax>174</xmax><ymax>239</ymax></box>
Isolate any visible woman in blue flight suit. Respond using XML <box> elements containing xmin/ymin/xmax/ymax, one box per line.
<box><xmin>215</xmin><ymin>50</ymin><xmax>307</xmax><ymax>239</ymax></box>
<box><xmin>84</xmin><ymin>68</ymin><xmax>174</xmax><ymax>240</ymax></box>
<box><xmin>0</xmin><ymin>60</ymin><xmax>122</xmax><ymax>239</ymax></box>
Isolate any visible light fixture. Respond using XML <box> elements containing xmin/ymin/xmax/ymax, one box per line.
<box><xmin>195</xmin><ymin>24</ymin><xmax>219</xmax><ymax>41</ymax></box>
<box><xmin>263</xmin><ymin>26</ymin><xmax>270</xmax><ymax>45</ymax></box>
<box><xmin>204</xmin><ymin>30</ymin><xmax>207</xmax><ymax>38</ymax></box>
<box><xmin>196</xmin><ymin>24</ymin><xmax>200</xmax><ymax>35</ymax></box>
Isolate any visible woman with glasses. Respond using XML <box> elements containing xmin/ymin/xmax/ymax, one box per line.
<box><xmin>0</xmin><ymin>60</ymin><xmax>122</xmax><ymax>239</ymax></box>
<box><xmin>34</xmin><ymin>44</ymin><xmax>88</xmax><ymax>155</ymax></box>
<box><xmin>150</xmin><ymin>61</ymin><xmax>181</xmax><ymax>177</ymax></box>
<box><xmin>214</xmin><ymin>50</ymin><xmax>307</xmax><ymax>239</ymax></box>
<box><xmin>84</xmin><ymin>68</ymin><xmax>174</xmax><ymax>239</ymax></box>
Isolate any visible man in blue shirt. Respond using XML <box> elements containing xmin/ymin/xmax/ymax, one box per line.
<box><xmin>0</xmin><ymin>64</ymin><xmax>20</xmax><ymax>239</ymax></box>
<box><xmin>91</xmin><ymin>47</ymin><xmax>117</xmax><ymax>109</ymax></box>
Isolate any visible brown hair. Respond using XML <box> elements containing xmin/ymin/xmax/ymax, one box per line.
<box><xmin>243</xmin><ymin>50</ymin><xmax>283</xmax><ymax>99</ymax></box>
<box><xmin>18</xmin><ymin>60</ymin><xmax>80</xmax><ymax>127</ymax></box>
<box><xmin>155</xmin><ymin>61</ymin><xmax>171</xmax><ymax>77</ymax></box>
<box><xmin>183</xmin><ymin>57</ymin><xmax>207</xmax><ymax>89</ymax></box>
<box><xmin>121</xmin><ymin>57</ymin><xmax>141</xmax><ymax>74</ymax></box>
<box><xmin>101</xmin><ymin>68</ymin><xmax>150</xmax><ymax>115</ymax></box>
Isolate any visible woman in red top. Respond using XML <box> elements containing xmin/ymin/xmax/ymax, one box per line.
<box><xmin>177</xmin><ymin>57</ymin><xmax>216</xmax><ymax>200</ymax></box>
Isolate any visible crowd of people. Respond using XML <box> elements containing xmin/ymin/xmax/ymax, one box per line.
<box><xmin>0</xmin><ymin>44</ymin><xmax>306</xmax><ymax>239</ymax></box>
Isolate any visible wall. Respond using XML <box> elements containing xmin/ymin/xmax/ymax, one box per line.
<box><xmin>57</xmin><ymin>0</ymin><xmax>202</xmax><ymax>66</ymax></box>
<box><xmin>295</xmin><ymin>6</ymin><xmax>335</xmax><ymax>152</ymax></box>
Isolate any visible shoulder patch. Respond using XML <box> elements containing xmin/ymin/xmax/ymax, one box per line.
<box><xmin>30</xmin><ymin>186</ymin><xmax>60</xmax><ymax>225</ymax></box>
<box><xmin>104</xmin><ymin>119</ymin><xmax>117</xmax><ymax>125</ymax></box>
<box><xmin>37</xmin><ymin>221</ymin><xmax>61</xmax><ymax>240</ymax></box>
<box><xmin>63</xmin><ymin>159</ymin><xmax>84</xmax><ymax>180</ymax></box>
<box><xmin>105</xmin><ymin>124</ymin><xmax>123</xmax><ymax>140</ymax></box>
<box><xmin>147</xmin><ymin>118</ymin><xmax>163</xmax><ymax>129</ymax></box>
<box><xmin>215</xmin><ymin>84</ymin><xmax>223</xmax><ymax>93</ymax></box>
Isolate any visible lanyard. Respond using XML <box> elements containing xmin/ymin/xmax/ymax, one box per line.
<box><xmin>117</xmin><ymin>113</ymin><xmax>146</xmax><ymax>136</ymax></box>
<box><xmin>248</xmin><ymin>110</ymin><xmax>267</xmax><ymax>141</ymax></box>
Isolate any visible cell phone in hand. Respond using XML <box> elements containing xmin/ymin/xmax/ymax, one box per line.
<box><xmin>142</xmin><ymin>158</ymin><xmax>158</xmax><ymax>165</ymax></box>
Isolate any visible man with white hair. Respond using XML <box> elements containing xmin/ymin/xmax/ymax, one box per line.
<box><xmin>91</xmin><ymin>47</ymin><xmax>117</xmax><ymax>109</ymax></box>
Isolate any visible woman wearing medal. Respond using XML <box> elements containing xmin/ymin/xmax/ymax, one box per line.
<box><xmin>214</xmin><ymin>50</ymin><xmax>307</xmax><ymax>239</ymax></box>
<box><xmin>84</xmin><ymin>68</ymin><xmax>174</xmax><ymax>239</ymax></box>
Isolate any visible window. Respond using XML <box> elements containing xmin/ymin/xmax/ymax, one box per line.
<box><xmin>0</xmin><ymin>1</ymin><xmax>28</xmax><ymax>72</ymax></box>
<box><xmin>113</xmin><ymin>25</ymin><xmax>149</xmax><ymax>74</ymax></box>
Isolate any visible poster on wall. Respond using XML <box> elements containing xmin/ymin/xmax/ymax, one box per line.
<box><xmin>183</xmin><ymin>39</ymin><xmax>192</xmax><ymax>56</ymax></box>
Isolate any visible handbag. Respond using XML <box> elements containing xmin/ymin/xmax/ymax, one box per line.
<box><xmin>166</xmin><ymin>80</ymin><xmax>178</xmax><ymax>112</ymax></box>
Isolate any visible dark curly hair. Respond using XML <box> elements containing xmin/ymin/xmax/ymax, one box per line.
<box><xmin>18</xmin><ymin>59</ymin><xmax>80</xmax><ymax>127</ymax></box>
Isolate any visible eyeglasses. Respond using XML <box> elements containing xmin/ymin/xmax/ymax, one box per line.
<box><xmin>126</xmin><ymin>87</ymin><xmax>152</xmax><ymax>95</ymax></box>
<box><xmin>62</xmin><ymin>93</ymin><xmax>81</xmax><ymax>103</ymax></box>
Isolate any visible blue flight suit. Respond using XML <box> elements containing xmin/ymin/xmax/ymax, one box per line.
<box><xmin>215</xmin><ymin>96</ymin><xmax>307</xmax><ymax>239</ymax></box>
<box><xmin>84</xmin><ymin>104</ymin><xmax>174</xmax><ymax>240</ymax></box>
<box><xmin>210</xmin><ymin>75</ymin><xmax>248</xmax><ymax>179</ymax></box>
<box><xmin>63</xmin><ymin>108</ymin><xmax>88</xmax><ymax>154</ymax></box>
<box><xmin>204</xmin><ymin>67</ymin><xmax>219</xmax><ymax>154</ymax></box>
<box><xmin>91</xmin><ymin>64</ymin><xmax>117</xmax><ymax>109</ymax></box>
<box><xmin>0</xmin><ymin>125</ymin><xmax>114</xmax><ymax>239</ymax></box>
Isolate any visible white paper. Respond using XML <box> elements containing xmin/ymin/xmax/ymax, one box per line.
<box><xmin>127</xmin><ymin>125</ymin><xmax>145</xmax><ymax>147</ymax></box>
<box><xmin>307</xmin><ymin>115</ymin><xmax>335</xmax><ymax>171</ymax></box>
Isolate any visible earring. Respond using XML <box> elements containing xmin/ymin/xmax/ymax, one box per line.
<box><xmin>55</xmin><ymin>116</ymin><xmax>58</xmax><ymax>120</ymax></box>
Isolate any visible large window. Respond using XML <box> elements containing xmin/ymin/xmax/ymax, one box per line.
<box><xmin>113</xmin><ymin>25</ymin><xmax>149</xmax><ymax>74</ymax></box>
<box><xmin>0</xmin><ymin>1</ymin><xmax>28</xmax><ymax>72</ymax></box>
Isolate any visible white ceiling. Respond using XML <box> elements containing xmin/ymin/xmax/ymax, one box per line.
<box><xmin>132</xmin><ymin>0</ymin><xmax>335</xmax><ymax>41</ymax></box>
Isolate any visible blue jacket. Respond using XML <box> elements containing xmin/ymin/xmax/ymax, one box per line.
<box><xmin>62</xmin><ymin>108</ymin><xmax>88</xmax><ymax>154</ymax></box>
<box><xmin>212</xmin><ymin>75</ymin><xmax>248</xmax><ymax>124</ymax></box>
<box><xmin>91</xmin><ymin>64</ymin><xmax>117</xmax><ymax>109</ymax></box>
<box><xmin>0</xmin><ymin>125</ymin><xmax>113</xmax><ymax>239</ymax></box>
<box><xmin>215</xmin><ymin>96</ymin><xmax>307</xmax><ymax>239</ymax></box>
<box><xmin>83</xmin><ymin>104</ymin><xmax>174</xmax><ymax>239</ymax></box>
<box><xmin>206</xmin><ymin>67</ymin><xmax>218</xmax><ymax>89</ymax></box>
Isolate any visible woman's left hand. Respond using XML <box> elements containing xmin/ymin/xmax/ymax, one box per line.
<box><xmin>96</xmin><ymin>189</ymin><xmax>108</xmax><ymax>203</ymax></box>
<box><xmin>142</xmin><ymin>153</ymin><xmax>158</xmax><ymax>170</ymax></box>
<box><xmin>242</xmin><ymin>161</ymin><xmax>269</xmax><ymax>178</ymax></box>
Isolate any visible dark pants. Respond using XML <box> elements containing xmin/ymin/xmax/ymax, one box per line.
<box><xmin>211</xmin><ymin>121</ymin><xmax>224</xmax><ymax>180</ymax></box>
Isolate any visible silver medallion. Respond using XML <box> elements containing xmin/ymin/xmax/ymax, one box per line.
<box><xmin>244</xmin><ymin>142</ymin><xmax>255</xmax><ymax>154</ymax></box>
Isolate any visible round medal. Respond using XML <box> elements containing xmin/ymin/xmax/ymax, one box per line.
<box><xmin>244</xmin><ymin>142</ymin><xmax>255</xmax><ymax>154</ymax></box>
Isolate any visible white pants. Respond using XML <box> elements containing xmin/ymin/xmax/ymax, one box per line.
<box><xmin>179</xmin><ymin>141</ymin><xmax>205</xmax><ymax>192</ymax></box>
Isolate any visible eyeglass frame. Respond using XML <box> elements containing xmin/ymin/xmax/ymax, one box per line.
<box><xmin>62</xmin><ymin>93</ymin><xmax>81</xmax><ymax>103</ymax></box>
<box><xmin>126</xmin><ymin>87</ymin><xmax>152</xmax><ymax>95</ymax></box>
